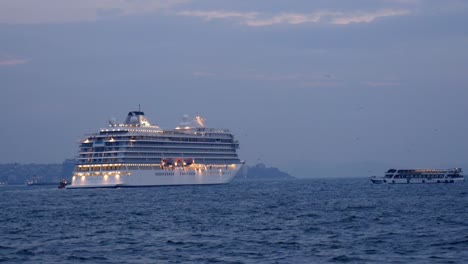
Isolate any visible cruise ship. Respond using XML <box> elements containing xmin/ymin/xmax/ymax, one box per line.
<box><xmin>67</xmin><ymin>111</ymin><xmax>244</xmax><ymax>188</ymax></box>
<box><xmin>370</xmin><ymin>168</ymin><xmax>464</xmax><ymax>184</ymax></box>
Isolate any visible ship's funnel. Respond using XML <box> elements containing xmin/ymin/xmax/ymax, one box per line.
<box><xmin>124</xmin><ymin>111</ymin><xmax>151</xmax><ymax>126</ymax></box>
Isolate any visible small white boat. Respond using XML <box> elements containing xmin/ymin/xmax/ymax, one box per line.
<box><xmin>371</xmin><ymin>168</ymin><xmax>464</xmax><ymax>184</ymax></box>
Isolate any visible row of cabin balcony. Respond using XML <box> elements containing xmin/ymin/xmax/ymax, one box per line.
<box><xmin>80</xmin><ymin>145</ymin><xmax>239</xmax><ymax>152</ymax></box>
<box><xmin>99</xmin><ymin>127</ymin><xmax>232</xmax><ymax>134</ymax></box>
<box><xmin>81</xmin><ymin>139</ymin><xmax>237</xmax><ymax>147</ymax></box>
<box><xmin>78</xmin><ymin>154</ymin><xmax>238</xmax><ymax>160</ymax></box>
<box><xmin>77</xmin><ymin>152</ymin><xmax>240</xmax><ymax>157</ymax></box>
<box><xmin>76</xmin><ymin>156</ymin><xmax>240</xmax><ymax>162</ymax></box>
<box><xmin>96</xmin><ymin>134</ymin><xmax>235</xmax><ymax>141</ymax></box>
<box><xmin>93</xmin><ymin>132</ymin><xmax>234</xmax><ymax>140</ymax></box>
<box><xmin>75</xmin><ymin>162</ymin><xmax>238</xmax><ymax>172</ymax></box>
<box><xmin>79</xmin><ymin>150</ymin><xmax>237</xmax><ymax>155</ymax></box>
<box><xmin>79</xmin><ymin>146</ymin><xmax>239</xmax><ymax>152</ymax></box>
<box><xmin>77</xmin><ymin>153</ymin><xmax>239</xmax><ymax>159</ymax></box>
<box><xmin>76</xmin><ymin>159</ymin><xmax>241</xmax><ymax>165</ymax></box>
<box><xmin>80</xmin><ymin>143</ymin><xmax>239</xmax><ymax>150</ymax></box>
<box><xmin>104</xmin><ymin>138</ymin><xmax>238</xmax><ymax>142</ymax></box>
<box><xmin>78</xmin><ymin>153</ymin><xmax>238</xmax><ymax>159</ymax></box>
<box><xmin>80</xmin><ymin>148</ymin><xmax>236</xmax><ymax>154</ymax></box>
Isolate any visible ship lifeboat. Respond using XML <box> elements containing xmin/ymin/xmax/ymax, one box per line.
<box><xmin>162</xmin><ymin>158</ymin><xmax>174</xmax><ymax>166</ymax></box>
<box><xmin>184</xmin><ymin>158</ymin><xmax>194</xmax><ymax>166</ymax></box>
<box><xmin>175</xmin><ymin>158</ymin><xmax>183</xmax><ymax>166</ymax></box>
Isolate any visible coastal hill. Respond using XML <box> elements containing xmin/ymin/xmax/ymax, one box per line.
<box><xmin>0</xmin><ymin>160</ymin><xmax>75</xmax><ymax>185</ymax></box>
<box><xmin>235</xmin><ymin>163</ymin><xmax>295</xmax><ymax>181</ymax></box>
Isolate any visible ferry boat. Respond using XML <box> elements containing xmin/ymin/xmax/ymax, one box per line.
<box><xmin>67</xmin><ymin>111</ymin><xmax>244</xmax><ymax>188</ymax></box>
<box><xmin>370</xmin><ymin>168</ymin><xmax>464</xmax><ymax>184</ymax></box>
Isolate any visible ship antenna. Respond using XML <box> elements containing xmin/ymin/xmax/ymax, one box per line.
<box><xmin>139</xmin><ymin>104</ymin><xmax>141</xmax><ymax>111</ymax></box>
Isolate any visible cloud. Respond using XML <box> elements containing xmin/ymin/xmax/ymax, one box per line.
<box><xmin>0</xmin><ymin>0</ymin><xmax>188</xmax><ymax>24</ymax></box>
<box><xmin>192</xmin><ymin>71</ymin><xmax>216</xmax><ymax>77</ymax></box>
<box><xmin>364</xmin><ymin>81</ymin><xmax>401</xmax><ymax>87</ymax></box>
<box><xmin>178</xmin><ymin>10</ymin><xmax>256</xmax><ymax>21</ymax></box>
<box><xmin>178</xmin><ymin>9</ymin><xmax>411</xmax><ymax>27</ymax></box>
<box><xmin>253</xmin><ymin>73</ymin><xmax>304</xmax><ymax>81</ymax></box>
<box><xmin>244</xmin><ymin>13</ymin><xmax>324</xmax><ymax>27</ymax></box>
<box><xmin>331</xmin><ymin>9</ymin><xmax>410</xmax><ymax>25</ymax></box>
<box><xmin>0</xmin><ymin>1</ymin><xmax>422</xmax><ymax>26</ymax></box>
<box><xmin>300</xmin><ymin>81</ymin><xmax>342</xmax><ymax>88</ymax></box>
<box><xmin>0</xmin><ymin>58</ymin><xmax>29</xmax><ymax>66</ymax></box>
<box><xmin>384</xmin><ymin>0</ymin><xmax>420</xmax><ymax>3</ymax></box>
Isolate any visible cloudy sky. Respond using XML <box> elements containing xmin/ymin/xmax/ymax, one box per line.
<box><xmin>1</xmin><ymin>0</ymin><xmax>468</xmax><ymax>177</ymax></box>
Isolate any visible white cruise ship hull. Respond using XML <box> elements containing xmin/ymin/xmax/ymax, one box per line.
<box><xmin>67</xmin><ymin>165</ymin><xmax>242</xmax><ymax>189</ymax></box>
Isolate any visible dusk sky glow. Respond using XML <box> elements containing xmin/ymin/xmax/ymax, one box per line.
<box><xmin>1</xmin><ymin>0</ymin><xmax>468</xmax><ymax>177</ymax></box>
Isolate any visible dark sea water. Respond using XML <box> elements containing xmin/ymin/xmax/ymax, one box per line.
<box><xmin>1</xmin><ymin>178</ymin><xmax>467</xmax><ymax>263</ymax></box>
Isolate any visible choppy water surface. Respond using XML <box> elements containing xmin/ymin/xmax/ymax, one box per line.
<box><xmin>1</xmin><ymin>178</ymin><xmax>467</xmax><ymax>263</ymax></box>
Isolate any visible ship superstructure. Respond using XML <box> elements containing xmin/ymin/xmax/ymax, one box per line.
<box><xmin>371</xmin><ymin>168</ymin><xmax>464</xmax><ymax>184</ymax></box>
<box><xmin>67</xmin><ymin>111</ymin><xmax>243</xmax><ymax>188</ymax></box>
